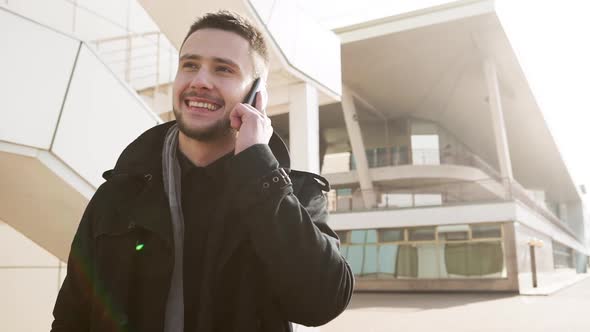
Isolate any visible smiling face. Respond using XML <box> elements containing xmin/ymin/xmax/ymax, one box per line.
<box><xmin>172</xmin><ymin>28</ymin><xmax>257</xmax><ymax>141</ymax></box>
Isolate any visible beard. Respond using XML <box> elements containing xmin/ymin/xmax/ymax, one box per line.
<box><xmin>173</xmin><ymin>107</ymin><xmax>233</xmax><ymax>142</ymax></box>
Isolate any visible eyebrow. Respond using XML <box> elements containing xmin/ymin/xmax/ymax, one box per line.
<box><xmin>179</xmin><ymin>54</ymin><xmax>240</xmax><ymax>69</ymax></box>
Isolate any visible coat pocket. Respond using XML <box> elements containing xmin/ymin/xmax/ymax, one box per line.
<box><xmin>90</xmin><ymin>216</ymin><xmax>138</xmax><ymax>332</ymax></box>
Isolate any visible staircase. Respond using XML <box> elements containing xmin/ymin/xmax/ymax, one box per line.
<box><xmin>0</xmin><ymin>8</ymin><xmax>163</xmax><ymax>261</ymax></box>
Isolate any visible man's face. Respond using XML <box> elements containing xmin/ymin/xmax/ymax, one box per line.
<box><xmin>173</xmin><ymin>28</ymin><xmax>256</xmax><ymax>141</ymax></box>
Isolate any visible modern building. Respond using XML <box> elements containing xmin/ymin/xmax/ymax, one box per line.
<box><xmin>317</xmin><ymin>1</ymin><xmax>590</xmax><ymax>293</ymax></box>
<box><xmin>1</xmin><ymin>0</ymin><xmax>588</xmax><ymax>331</ymax></box>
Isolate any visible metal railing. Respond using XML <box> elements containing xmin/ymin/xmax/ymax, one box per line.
<box><xmin>328</xmin><ymin>178</ymin><xmax>506</xmax><ymax>212</ymax></box>
<box><xmin>336</xmin><ymin>146</ymin><xmax>501</xmax><ymax>180</ymax></box>
<box><xmin>91</xmin><ymin>31</ymin><xmax>177</xmax><ymax>93</ymax></box>
<box><xmin>507</xmin><ymin>179</ymin><xmax>576</xmax><ymax>236</ymax></box>
<box><xmin>328</xmin><ymin>176</ymin><xmax>577</xmax><ymax>237</ymax></box>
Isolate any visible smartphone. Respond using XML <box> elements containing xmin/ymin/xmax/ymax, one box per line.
<box><xmin>242</xmin><ymin>77</ymin><xmax>261</xmax><ymax>106</ymax></box>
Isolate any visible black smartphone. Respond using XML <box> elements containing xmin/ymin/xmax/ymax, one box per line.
<box><xmin>242</xmin><ymin>77</ymin><xmax>261</xmax><ymax>106</ymax></box>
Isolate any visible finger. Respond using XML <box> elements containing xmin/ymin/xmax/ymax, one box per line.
<box><xmin>240</xmin><ymin>102</ymin><xmax>265</xmax><ymax>120</ymax></box>
<box><xmin>229</xmin><ymin>107</ymin><xmax>243</xmax><ymax>129</ymax></box>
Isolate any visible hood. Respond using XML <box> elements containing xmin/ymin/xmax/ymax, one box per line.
<box><xmin>103</xmin><ymin>121</ymin><xmax>291</xmax><ymax>180</ymax></box>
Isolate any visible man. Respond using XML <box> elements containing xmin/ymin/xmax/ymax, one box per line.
<box><xmin>51</xmin><ymin>10</ymin><xmax>353</xmax><ymax>332</ymax></box>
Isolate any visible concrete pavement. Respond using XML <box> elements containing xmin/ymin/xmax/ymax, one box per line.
<box><xmin>321</xmin><ymin>276</ymin><xmax>590</xmax><ymax>332</ymax></box>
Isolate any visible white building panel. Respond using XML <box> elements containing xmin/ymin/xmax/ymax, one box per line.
<box><xmin>328</xmin><ymin>202</ymin><xmax>516</xmax><ymax>230</ymax></box>
<box><xmin>52</xmin><ymin>46</ymin><xmax>159</xmax><ymax>188</ymax></box>
<box><xmin>514</xmin><ymin>202</ymin><xmax>587</xmax><ymax>254</ymax></box>
<box><xmin>77</xmin><ymin>0</ymin><xmax>129</xmax><ymax>28</ymax></box>
<box><xmin>4</xmin><ymin>0</ymin><xmax>75</xmax><ymax>34</ymax></box>
<box><xmin>74</xmin><ymin>7</ymin><xmax>127</xmax><ymax>41</ymax></box>
<box><xmin>0</xmin><ymin>9</ymin><xmax>79</xmax><ymax>149</ymax></box>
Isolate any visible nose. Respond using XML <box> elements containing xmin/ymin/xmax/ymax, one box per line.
<box><xmin>189</xmin><ymin>69</ymin><xmax>213</xmax><ymax>90</ymax></box>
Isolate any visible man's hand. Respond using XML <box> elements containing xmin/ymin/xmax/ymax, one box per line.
<box><xmin>230</xmin><ymin>86</ymin><xmax>272</xmax><ymax>155</ymax></box>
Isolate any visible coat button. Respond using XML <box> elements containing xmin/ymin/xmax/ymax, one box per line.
<box><xmin>262</xmin><ymin>182</ymin><xmax>270</xmax><ymax>189</ymax></box>
<box><xmin>272</xmin><ymin>176</ymin><xmax>279</xmax><ymax>183</ymax></box>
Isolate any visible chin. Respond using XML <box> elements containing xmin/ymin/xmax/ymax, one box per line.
<box><xmin>178</xmin><ymin>119</ymin><xmax>232</xmax><ymax>142</ymax></box>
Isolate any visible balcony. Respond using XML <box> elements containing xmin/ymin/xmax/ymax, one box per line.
<box><xmin>327</xmin><ymin>176</ymin><xmax>577</xmax><ymax>239</ymax></box>
<box><xmin>324</xmin><ymin>146</ymin><xmax>501</xmax><ymax>181</ymax></box>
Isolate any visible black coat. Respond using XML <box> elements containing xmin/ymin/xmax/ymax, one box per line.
<box><xmin>51</xmin><ymin>121</ymin><xmax>354</xmax><ymax>332</ymax></box>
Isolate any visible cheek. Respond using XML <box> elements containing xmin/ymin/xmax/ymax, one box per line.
<box><xmin>173</xmin><ymin>75</ymin><xmax>188</xmax><ymax>91</ymax></box>
<box><xmin>220</xmin><ymin>81</ymin><xmax>249</xmax><ymax>104</ymax></box>
<box><xmin>172</xmin><ymin>77</ymin><xmax>189</xmax><ymax>104</ymax></box>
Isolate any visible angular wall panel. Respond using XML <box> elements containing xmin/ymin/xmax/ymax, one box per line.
<box><xmin>0</xmin><ymin>9</ymin><xmax>79</xmax><ymax>149</ymax></box>
<box><xmin>52</xmin><ymin>46</ymin><xmax>159</xmax><ymax>188</ymax></box>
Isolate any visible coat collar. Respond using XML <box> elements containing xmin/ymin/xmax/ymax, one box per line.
<box><xmin>103</xmin><ymin>121</ymin><xmax>291</xmax><ymax>248</ymax></box>
<box><xmin>104</xmin><ymin>121</ymin><xmax>291</xmax><ymax>180</ymax></box>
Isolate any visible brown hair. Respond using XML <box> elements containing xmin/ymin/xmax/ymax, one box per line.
<box><xmin>181</xmin><ymin>10</ymin><xmax>269</xmax><ymax>76</ymax></box>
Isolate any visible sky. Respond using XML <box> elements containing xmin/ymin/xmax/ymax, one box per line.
<box><xmin>298</xmin><ymin>0</ymin><xmax>590</xmax><ymax>202</ymax></box>
<box><xmin>494</xmin><ymin>1</ymin><xmax>590</xmax><ymax>200</ymax></box>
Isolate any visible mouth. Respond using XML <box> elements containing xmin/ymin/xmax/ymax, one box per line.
<box><xmin>184</xmin><ymin>99</ymin><xmax>223</xmax><ymax>113</ymax></box>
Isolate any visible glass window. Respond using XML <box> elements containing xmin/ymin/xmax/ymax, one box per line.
<box><xmin>474</xmin><ymin>242</ymin><xmax>505</xmax><ymax>277</ymax></box>
<box><xmin>342</xmin><ymin>225</ymin><xmax>508</xmax><ymax>280</ymax></box>
<box><xmin>379</xmin><ymin>229</ymin><xmax>404</xmax><ymax>242</ymax></box>
<box><xmin>366</xmin><ymin>149</ymin><xmax>377</xmax><ymax>168</ymax></box>
<box><xmin>444</xmin><ymin>242</ymin><xmax>504</xmax><ymax>277</ymax></box>
<box><xmin>408</xmin><ymin>227</ymin><xmax>436</xmax><ymax>241</ymax></box>
<box><xmin>416</xmin><ymin>243</ymin><xmax>440</xmax><ymax>278</ymax></box>
<box><xmin>392</xmin><ymin>146</ymin><xmax>410</xmax><ymax>165</ymax></box>
<box><xmin>376</xmin><ymin>147</ymin><xmax>390</xmax><ymax>167</ymax></box>
<box><xmin>378</xmin><ymin>193</ymin><xmax>413</xmax><ymax>208</ymax></box>
<box><xmin>472</xmin><ymin>224</ymin><xmax>502</xmax><ymax>239</ymax></box>
<box><xmin>438</xmin><ymin>225</ymin><xmax>469</xmax><ymax>241</ymax></box>
<box><xmin>396</xmin><ymin>245</ymin><xmax>418</xmax><ymax>278</ymax></box>
<box><xmin>366</xmin><ymin>230</ymin><xmax>378</xmax><ymax>243</ymax></box>
<box><xmin>553</xmin><ymin>241</ymin><xmax>574</xmax><ymax>269</ymax></box>
<box><xmin>335</xmin><ymin>231</ymin><xmax>349</xmax><ymax>244</ymax></box>
<box><xmin>363</xmin><ymin>245</ymin><xmax>378</xmax><ymax>274</ymax></box>
<box><xmin>411</xmin><ymin>135</ymin><xmax>440</xmax><ymax>165</ymax></box>
<box><xmin>414</xmin><ymin>194</ymin><xmax>442</xmax><ymax>207</ymax></box>
<box><xmin>440</xmin><ymin>231</ymin><xmax>468</xmax><ymax>241</ymax></box>
<box><xmin>336</xmin><ymin>188</ymin><xmax>352</xmax><ymax>196</ymax></box>
<box><xmin>340</xmin><ymin>245</ymin><xmax>349</xmax><ymax>258</ymax></box>
<box><xmin>350</xmin><ymin>230</ymin><xmax>366</xmax><ymax>244</ymax></box>
<box><xmin>347</xmin><ymin>246</ymin><xmax>364</xmax><ymax>275</ymax></box>
<box><xmin>378</xmin><ymin>244</ymin><xmax>398</xmax><ymax>274</ymax></box>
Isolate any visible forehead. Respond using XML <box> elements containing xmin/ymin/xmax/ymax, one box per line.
<box><xmin>180</xmin><ymin>29</ymin><xmax>252</xmax><ymax>67</ymax></box>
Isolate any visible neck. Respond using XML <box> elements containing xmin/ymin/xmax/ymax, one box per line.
<box><xmin>178</xmin><ymin>131</ymin><xmax>236</xmax><ymax>167</ymax></box>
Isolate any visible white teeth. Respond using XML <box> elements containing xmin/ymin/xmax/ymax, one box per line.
<box><xmin>187</xmin><ymin>101</ymin><xmax>218</xmax><ymax>111</ymax></box>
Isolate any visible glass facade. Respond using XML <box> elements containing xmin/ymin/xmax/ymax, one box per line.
<box><xmin>338</xmin><ymin>223</ymin><xmax>507</xmax><ymax>279</ymax></box>
<box><xmin>341</xmin><ymin>117</ymin><xmax>499</xmax><ymax>176</ymax></box>
<box><xmin>553</xmin><ymin>241</ymin><xmax>574</xmax><ymax>269</ymax></box>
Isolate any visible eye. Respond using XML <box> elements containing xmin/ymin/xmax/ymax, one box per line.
<box><xmin>216</xmin><ymin>66</ymin><xmax>234</xmax><ymax>74</ymax></box>
<box><xmin>182</xmin><ymin>62</ymin><xmax>198</xmax><ymax>70</ymax></box>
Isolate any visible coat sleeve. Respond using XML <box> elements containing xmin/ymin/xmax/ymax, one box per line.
<box><xmin>51</xmin><ymin>193</ymin><xmax>97</xmax><ymax>332</ymax></box>
<box><xmin>228</xmin><ymin>144</ymin><xmax>354</xmax><ymax>327</ymax></box>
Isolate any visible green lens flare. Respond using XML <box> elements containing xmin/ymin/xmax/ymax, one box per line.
<box><xmin>135</xmin><ymin>243</ymin><xmax>144</xmax><ymax>251</ymax></box>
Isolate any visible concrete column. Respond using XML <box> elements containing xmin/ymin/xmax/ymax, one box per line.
<box><xmin>288</xmin><ymin>82</ymin><xmax>320</xmax><ymax>173</ymax></box>
<box><xmin>341</xmin><ymin>87</ymin><xmax>376</xmax><ymax>208</ymax></box>
<box><xmin>483</xmin><ymin>59</ymin><xmax>514</xmax><ymax>188</ymax></box>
